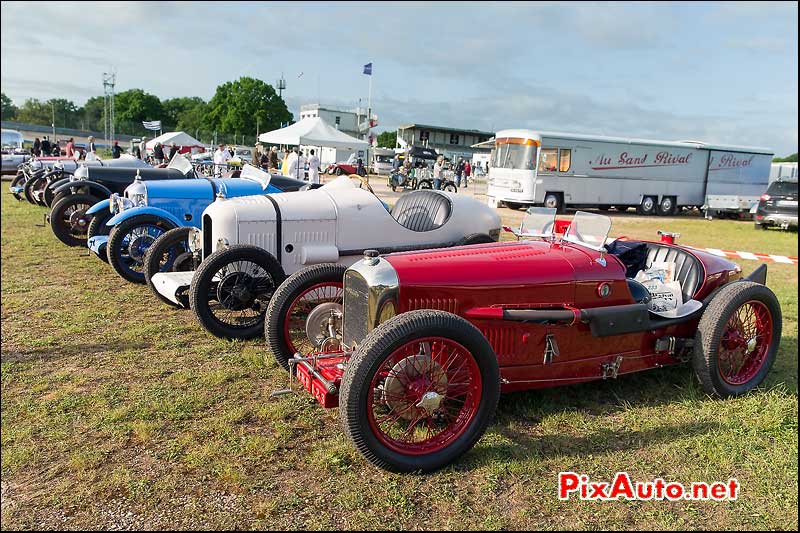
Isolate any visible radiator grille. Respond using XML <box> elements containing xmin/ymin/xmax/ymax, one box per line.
<box><xmin>343</xmin><ymin>271</ymin><xmax>369</xmax><ymax>350</ymax></box>
<box><xmin>481</xmin><ymin>326</ymin><xmax>517</xmax><ymax>361</ymax></box>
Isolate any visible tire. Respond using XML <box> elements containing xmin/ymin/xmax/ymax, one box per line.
<box><xmin>107</xmin><ymin>215</ymin><xmax>176</xmax><ymax>284</ymax></box>
<box><xmin>417</xmin><ymin>180</ymin><xmax>433</xmax><ymax>190</ymax></box>
<box><xmin>189</xmin><ymin>245</ymin><xmax>286</xmax><ymax>339</ymax></box>
<box><xmin>753</xmin><ymin>222</ymin><xmax>766</xmax><ymax>231</ymax></box>
<box><xmin>543</xmin><ymin>192</ymin><xmax>564</xmax><ymax>213</ymax></box>
<box><xmin>49</xmin><ymin>193</ymin><xmax>99</xmax><ymax>246</ymax></box>
<box><xmin>335</xmin><ymin>167</ymin><xmax>343</xmax><ymax>176</ymax></box>
<box><xmin>43</xmin><ymin>183</ymin><xmax>57</xmax><ymax>208</ymax></box>
<box><xmin>144</xmin><ymin>227</ymin><xmax>196</xmax><ymax>308</ymax></box>
<box><xmin>87</xmin><ymin>208</ymin><xmax>114</xmax><ymax>239</ymax></box>
<box><xmin>23</xmin><ymin>175</ymin><xmax>44</xmax><ymax>205</ymax></box>
<box><xmin>340</xmin><ymin>310</ymin><xmax>500</xmax><ymax>473</ymax></box>
<box><xmin>456</xmin><ymin>233</ymin><xmax>496</xmax><ymax>246</ymax></box>
<box><xmin>692</xmin><ymin>281</ymin><xmax>781</xmax><ymax>398</ymax></box>
<box><xmin>442</xmin><ymin>182</ymin><xmax>458</xmax><ymax>193</ymax></box>
<box><xmin>657</xmin><ymin>196</ymin><xmax>676</xmax><ymax>216</ymax></box>
<box><xmin>265</xmin><ymin>263</ymin><xmax>347</xmax><ymax>370</ymax></box>
<box><xmin>637</xmin><ymin>196</ymin><xmax>657</xmax><ymax>216</ymax></box>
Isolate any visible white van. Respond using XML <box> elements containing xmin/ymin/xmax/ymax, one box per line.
<box><xmin>371</xmin><ymin>147</ymin><xmax>395</xmax><ymax>175</ymax></box>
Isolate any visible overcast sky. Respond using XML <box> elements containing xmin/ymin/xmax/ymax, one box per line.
<box><xmin>1</xmin><ymin>1</ymin><xmax>797</xmax><ymax>155</ymax></box>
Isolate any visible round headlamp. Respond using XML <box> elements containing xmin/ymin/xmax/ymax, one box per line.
<box><xmin>187</xmin><ymin>228</ymin><xmax>202</xmax><ymax>253</ymax></box>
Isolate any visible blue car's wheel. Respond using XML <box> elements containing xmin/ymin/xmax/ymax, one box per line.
<box><xmin>107</xmin><ymin>215</ymin><xmax>175</xmax><ymax>284</ymax></box>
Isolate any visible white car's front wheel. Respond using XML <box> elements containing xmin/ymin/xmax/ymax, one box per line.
<box><xmin>189</xmin><ymin>245</ymin><xmax>286</xmax><ymax>339</ymax></box>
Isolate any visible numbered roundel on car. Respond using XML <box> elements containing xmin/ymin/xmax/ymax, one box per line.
<box><xmin>596</xmin><ymin>282</ymin><xmax>612</xmax><ymax>298</ymax></box>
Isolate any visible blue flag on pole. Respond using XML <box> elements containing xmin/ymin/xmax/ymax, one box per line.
<box><xmin>363</xmin><ymin>62</ymin><xmax>372</xmax><ymax>75</ymax></box>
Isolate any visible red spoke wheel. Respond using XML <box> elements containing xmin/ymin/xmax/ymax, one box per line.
<box><xmin>693</xmin><ymin>281</ymin><xmax>781</xmax><ymax>398</ymax></box>
<box><xmin>340</xmin><ymin>310</ymin><xmax>500</xmax><ymax>473</ymax></box>
<box><xmin>266</xmin><ymin>264</ymin><xmax>347</xmax><ymax>370</ymax></box>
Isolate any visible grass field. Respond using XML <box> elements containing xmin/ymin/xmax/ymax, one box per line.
<box><xmin>1</xmin><ymin>188</ymin><xmax>797</xmax><ymax>530</ymax></box>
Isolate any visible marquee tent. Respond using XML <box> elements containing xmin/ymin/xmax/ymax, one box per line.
<box><xmin>258</xmin><ymin>117</ymin><xmax>368</xmax><ymax>150</ymax></box>
<box><xmin>145</xmin><ymin>131</ymin><xmax>206</xmax><ymax>153</ymax></box>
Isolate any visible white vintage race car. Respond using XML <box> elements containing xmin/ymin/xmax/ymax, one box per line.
<box><xmin>150</xmin><ymin>175</ymin><xmax>502</xmax><ymax>339</ymax></box>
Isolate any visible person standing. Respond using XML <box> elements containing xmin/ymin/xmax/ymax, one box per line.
<box><xmin>307</xmin><ymin>149</ymin><xmax>320</xmax><ymax>184</ymax></box>
<box><xmin>87</xmin><ymin>136</ymin><xmax>97</xmax><ymax>155</ymax></box>
<box><xmin>65</xmin><ymin>138</ymin><xmax>75</xmax><ymax>158</ymax></box>
<box><xmin>111</xmin><ymin>140</ymin><xmax>122</xmax><ymax>159</ymax></box>
<box><xmin>168</xmin><ymin>142</ymin><xmax>179</xmax><ymax>161</ymax></box>
<box><xmin>297</xmin><ymin>149</ymin><xmax>307</xmax><ymax>180</ymax></box>
<box><xmin>213</xmin><ymin>143</ymin><xmax>231</xmax><ymax>176</ymax></box>
<box><xmin>281</xmin><ymin>148</ymin><xmax>290</xmax><ymax>175</ymax></box>
<box><xmin>433</xmin><ymin>155</ymin><xmax>444</xmax><ymax>190</ymax></box>
<box><xmin>269</xmin><ymin>146</ymin><xmax>279</xmax><ymax>170</ymax></box>
<box><xmin>463</xmin><ymin>159</ymin><xmax>471</xmax><ymax>188</ymax></box>
<box><xmin>153</xmin><ymin>142</ymin><xmax>166</xmax><ymax>164</ymax></box>
<box><xmin>286</xmin><ymin>147</ymin><xmax>299</xmax><ymax>179</ymax></box>
<box><xmin>40</xmin><ymin>136</ymin><xmax>50</xmax><ymax>157</ymax></box>
<box><xmin>139</xmin><ymin>137</ymin><xmax>148</xmax><ymax>161</ymax></box>
<box><xmin>454</xmin><ymin>157</ymin><xmax>464</xmax><ymax>187</ymax></box>
<box><xmin>32</xmin><ymin>137</ymin><xmax>41</xmax><ymax>157</ymax></box>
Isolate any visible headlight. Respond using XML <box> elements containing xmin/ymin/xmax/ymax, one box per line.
<box><xmin>109</xmin><ymin>193</ymin><xmax>120</xmax><ymax>214</ymax></box>
<box><xmin>215</xmin><ymin>237</ymin><xmax>229</xmax><ymax>251</ymax></box>
<box><xmin>187</xmin><ymin>228</ymin><xmax>202</xmax><ymax>253</ymax></box>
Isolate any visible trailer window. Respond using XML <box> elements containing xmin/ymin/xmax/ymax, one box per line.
<box><xmin>559</xmin><ymin>149</ymin><xmax>571</xmax><ymax>172</ymax></box>
<box><xmin>538</xmin><ymin>148</ymin><xmax>559</xmax><ymax>172</ymax></box>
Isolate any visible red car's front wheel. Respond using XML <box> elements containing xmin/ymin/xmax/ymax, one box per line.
<box><xmin>340</xmin><ymin>310</ymin><xmax>500</xmax><ymax>472</ymax></box>
<box><xmin>693</xmin><ymin>281</ymin><xmax>782</xmax><ymax>398</ymax></box>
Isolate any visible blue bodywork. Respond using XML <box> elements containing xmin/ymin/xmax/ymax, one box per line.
<box><xmin>87</xmin><ymin>176</ymin><xmax>285</xmax><ymax>258</ymax></box>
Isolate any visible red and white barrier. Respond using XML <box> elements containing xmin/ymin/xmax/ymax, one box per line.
<box><xmin>689</xmin><ymin>247</ymin><xmax>798</xmax><ymax>265</ymax></box>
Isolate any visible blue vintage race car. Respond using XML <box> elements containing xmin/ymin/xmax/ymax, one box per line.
<box><xmin>87</xmin><ymin>164</ymin><xmax>316</xmax><ymax>283</ymax></box>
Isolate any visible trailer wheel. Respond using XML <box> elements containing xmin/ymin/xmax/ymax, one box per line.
<box><xmin>340</xmin><ymin>310</ymin><xmax>500</xmax><ymax>472</ymax></box>
<box><xmin>693</xmin><ymin>282</ymin><xmax>781</xmax><ymax>398</ymax></box>
<box><xmin>657</xmin><ymin>196</ymin><xmax>677</xmax><ymax>216</ymax></box>
<box><xmin>637</xmin><ymin>196</ymin><xmax>657</xmax><ymax>216</ymax></box>
<box><xmin>543</xmin><ymin>192</ymin><xmax>564</xmax><ymax>213</ymax></box>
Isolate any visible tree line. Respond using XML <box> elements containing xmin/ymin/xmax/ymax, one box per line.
<box><xmin>0</xmin><ymin>77</ymin><xmax>293</xmax><ymax>146</ymax></box>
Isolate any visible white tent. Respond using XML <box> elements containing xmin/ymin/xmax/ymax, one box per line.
<box><xmin>258</xmin><ymin>117</ymin><xmax>368</xmax><ymax>150</ymax></box>
<box><xmin>145</xmin><ymin>131</ymin><xmax>205</xmax><ymax>150</ymax></box>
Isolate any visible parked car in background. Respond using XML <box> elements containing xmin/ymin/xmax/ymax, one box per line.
<box><xmin>370</xmin><ymin>148</ymin><xmax>395</xmax><ymax>175</ymax></box>
<box><xmin>326</xmin><ymin>153</ymin><xmax>365</xmax><ymax>176</ymax></box>
<box><xmin>754</xmin><ymin>179</ymin><xmax>798</xmax><ymax>231</ymax></box>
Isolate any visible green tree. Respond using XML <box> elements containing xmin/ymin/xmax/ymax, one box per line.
<box><xmin>376</xmin><ymin>130</ymin><xmax>397</xmax><ymax>148</ymax></box>
<box><xmin>773</xmin><ymin>153</ymin><xmax>798</xmax><ymax>163</ymax></box>
<box><xmin>1</xmin><ymin>92</ymin><xmax>17</xmax><ymax>120</ymax></box>
<box><xmin>176</xmin><ymin>101</ymin><xmax>208</xmax><ymax>136</ymax></box>
<box><xmin>114</xmin><ymin>89</ymin><xmax>164</xmax><ymax>130</ymax></box>
<box><xmin>162</xmin><ymin>96</ymin><xmax>205</xmax><ymax>130</ymax></box>
<box><xmin>204</xmin><ymin>77</ymin><xmax>291</xmax><ymax>138</ymax></box>
<box><xmin>80</xmin><ymin>96</ymin><xmax>106</xmax><ymax>132</ymax></box>
<box><xmin>16</xmin><ymin>98</ymin><xmax>80</xmax><ymax>128</ymax></box>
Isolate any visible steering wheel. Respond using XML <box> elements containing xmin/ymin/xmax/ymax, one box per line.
<box><xmin>348</xmin><ymin>173</ymin><xmax>375</xmax><ymax>195</ymax></box>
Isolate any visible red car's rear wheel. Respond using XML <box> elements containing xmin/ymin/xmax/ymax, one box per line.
<box><xmin>340</xmin><ymin>310</ymin><xmax>500</xmax><ymax>472</ymax></box>
<box><xmin>693</xmin><ymin>281</ymin><xmax>781</xmax><ymax>398</ymax></box>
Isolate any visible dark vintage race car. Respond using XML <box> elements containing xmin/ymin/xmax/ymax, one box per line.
<box><xmin>267</xmin><ymin>208</ymin><xmax>782</xmax><ymax>472</ymax></box>
<box><xmin>47</xmin><ymin>155</ymin><xmax>198</xmax><ymax>247</ymax></box>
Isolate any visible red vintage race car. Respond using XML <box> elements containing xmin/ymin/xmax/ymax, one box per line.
<box><xmin>266</xmin><ymin>209</ymin><xmax>782</xmax><ymax>473</ymax></box>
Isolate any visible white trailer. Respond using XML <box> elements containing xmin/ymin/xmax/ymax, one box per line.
<box><xmin>486</xmin><ymin>129</ymin><xmax>773</xmax><ymax>216</ymax></box>
<box><xmin>770</xmin><ymin>162</ymin><xmax>798</xmax><ymax>182</ymax></box>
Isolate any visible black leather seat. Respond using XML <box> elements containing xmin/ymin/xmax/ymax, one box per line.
<box><xmin>626</xmin><ymin>279</ymin><xmax>652</xmax><ymax>304</ymax></box>
<box><xmin>644</xmin><ymin>244</ymin><xmax>703</xmax><ymax>301</ymax></box>
<box><xmin>390</xmin><ymin>191</ymin><xmax>452</xmax><ymax>232</ymax></box>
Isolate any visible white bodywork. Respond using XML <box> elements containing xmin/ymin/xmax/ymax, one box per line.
<box><xmin>486</xmin><ymin>129</ymin><xmax>773</xmax><ymax>213</ymax></box>
<box><xmin>153</xmin><ymin>176</ymin><xmax>501</xmax><ymax>306</ymax></box>
<box><xmin>371</xmin><ymin>148</ymin><xmax>395</xmax><ymax>175</ymax></box>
